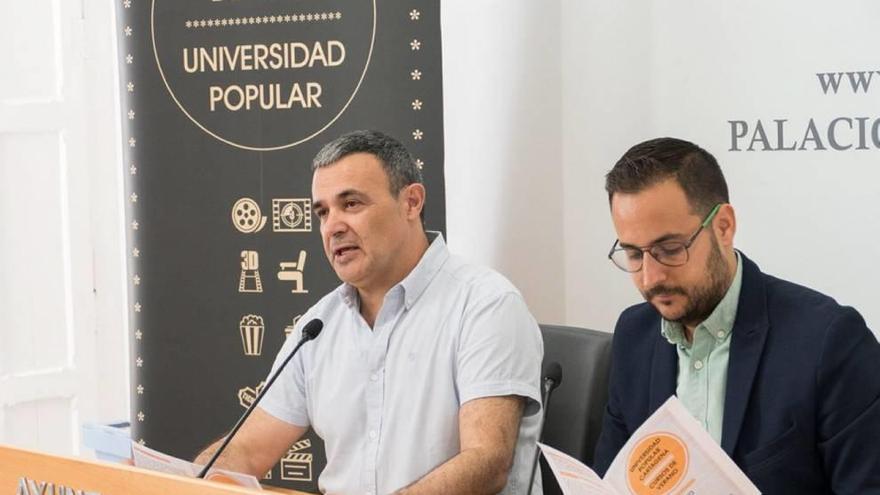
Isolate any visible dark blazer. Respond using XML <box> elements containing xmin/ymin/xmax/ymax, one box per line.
<box><xmin>593</xmin><ymin>253</ymin><xmax>880</xmax><ymax>494</ymax></box>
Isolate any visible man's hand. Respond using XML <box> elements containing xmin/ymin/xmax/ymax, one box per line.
<box><xmin>396</xmin><ymin>395</ymin><xmax>526</xmax><ymax>495</ymax></box>
<box><xmin>195</xmin><ymin>407</ymin><xmax>307</xmax><ymax>477</ymax></box>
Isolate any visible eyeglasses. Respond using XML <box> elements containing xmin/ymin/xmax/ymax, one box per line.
<box><xmin>608</xmin><ymin>204</ymin><xmax>722</xmax><ymax>273</ymax></box>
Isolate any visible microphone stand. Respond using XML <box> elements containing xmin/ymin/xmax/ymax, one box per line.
<box><xmin>527</xmin><ymin>363</ymin><xmax>562</xmax><ymax>495</ymax></box>
<box><xmin>197</xmin><ymin>320</ymin><xmax>322</xmax><ymax>479</ymax></box>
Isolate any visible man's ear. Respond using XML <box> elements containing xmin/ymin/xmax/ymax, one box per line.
<box><xmin>713</xmin><ymin>203</ymin><xmax>737</xmax><ymax>248</ymax></box>
<box><xmin>401</xmin><ymin>183</ymin><xmax>426</xmax><ymax>220</ymax></box>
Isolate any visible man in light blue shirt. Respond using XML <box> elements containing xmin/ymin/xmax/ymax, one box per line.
<box><xmin>197</xmin><ymin>130</ymin><xmax>544</xmax><ymax>494</ymax></box>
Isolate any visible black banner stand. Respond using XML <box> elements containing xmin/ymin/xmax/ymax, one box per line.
<box><xmin>114</xmin><ymin>1</ymin><xmax>444</xmax><ymax>491</ymax></box>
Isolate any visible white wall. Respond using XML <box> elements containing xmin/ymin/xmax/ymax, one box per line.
<box><xmin>442</xmin><ymin>2</ymin><xmax>566</xmax><ymax>324</ymax></box>
<box><xmin>559</xmin><ymin>0</ymin><xmax>880</xmax><ymax>335</ymax></box>
<box><xmin>0</xmin><ymin>0</ymin><xmax>128</xmax><ymax>456</ymax></box>
<box><xmin>559</xmin><ymin>1</ymin><xmax>654</xmax><ymax>332</ymax></box>
<box><xmin>445</xmin><ymin>1</ymin><xmax>880</xmax><ymax>336</ymax></box>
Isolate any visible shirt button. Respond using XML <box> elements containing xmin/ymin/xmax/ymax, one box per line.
<box><xmin>370</xmin><ymin>373</ymin><xmax>378</xmax><ymax>381</ymax></box>
<box><xmin>716</xmin><ymin>330</ymin><xmax>725</xmax><ymax>338</ymax></box>
<box><xmin>369</xmin><ymin>430</ymin><xmax>377</xmax><ymax>439</ymax></box>
<box><xmin>694</xmin><ymin>360</ymin><xmax>704</xmax><ymax>370</ymax></box>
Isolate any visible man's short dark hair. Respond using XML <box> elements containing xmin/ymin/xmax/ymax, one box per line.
<box><xmin>312</xmin><ymin>130</ymin><xmax>424</xmax><ymax>196</ymax></box>
<box><xmin>605</xmin><ymin>137</ymin><xmax>729</xmax><ymax>215</ymax></box>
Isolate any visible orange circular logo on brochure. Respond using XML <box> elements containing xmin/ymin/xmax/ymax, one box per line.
<box><xmin>625</xmin><ymin>432</ymin><xmax>688</xmax><ymax>495</ymax></box>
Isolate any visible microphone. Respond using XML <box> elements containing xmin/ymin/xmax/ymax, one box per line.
<box><xmin>197</xmin><ymin>318</ymin><xmax>323</xmax><ymax>479</ymax></box>
<box><xmin>527</xmin><ymin>361</ymin><xmax>563</xmax><ymax>495</ymax></box>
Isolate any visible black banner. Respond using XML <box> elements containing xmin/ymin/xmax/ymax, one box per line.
<box><xmin>115</xmin><ymin>1</ymin><xmax>444</xmax><ymax>491</ymax></box>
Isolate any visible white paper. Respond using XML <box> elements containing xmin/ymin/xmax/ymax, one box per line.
<box><xmin>605</xmin><ymin>397</ymin><xmax>759</xmax><ymax>495</ymax></box>
<box><xmin>539</xmin><ymin>397</ymin><xmax>761</xmax><ymax>495</ymax></box>
<box><xmin>131</xmin><ymin>441</ymin><xmax>263</xmax><ymax>490</ymax></box>
<box><xmin>538</xmin><ymin>443</ymin><xmax>617</xmax><ymax>495</ymax></box>
<box><xmin>131</xmin><ymin>442</ymin><xmax>197</xmax><ymax>477</ymax></box>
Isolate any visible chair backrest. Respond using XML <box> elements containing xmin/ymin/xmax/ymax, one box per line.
<box><xmin>539</xmin><ymin>324</ymin><xmax>612</xmax><ymax>492</ymax></box>
<box><xmin>297</xmin><ymin>249</ymin><xmax>307</xmax><ymax>270</ymax></box>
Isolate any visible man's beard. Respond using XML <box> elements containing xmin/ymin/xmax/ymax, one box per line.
<box><xmin>642</xmin><ymin>236</ymin><xmax>732</xmax><ymax>328</ymax></box>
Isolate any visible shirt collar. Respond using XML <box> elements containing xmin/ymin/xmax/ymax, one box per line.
<box><xmin>661</xmin><ymin>251</ymin><xmax>743</xmax><ymax>348</ymax></box>
<box><xmin>398</xmin><ymin>231</ymin><xmax>448</xmax><ymax>309</ymax></box>
<box><xmin>336</xmin><ymin>231</ymin><xmax>449</xmax><ymax>310</ymax></box>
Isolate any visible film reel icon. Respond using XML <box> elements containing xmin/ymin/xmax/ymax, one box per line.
<box><xmin>232</xmin><ymin>197</ymin><xmax>267</xmax><ymax>234</ymax></box>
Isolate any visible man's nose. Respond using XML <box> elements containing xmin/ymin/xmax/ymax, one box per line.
<box><xmin>322</xmin><ymin>209</ymin><xmax>348</xmax><ymax>237</ymax></box>
<box><xmin>640</xmin><ymin>251</ymin><xmax>667</xmax><ymax>289</ymax></box>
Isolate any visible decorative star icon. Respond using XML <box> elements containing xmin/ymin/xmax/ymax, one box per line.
<box><xmin>411</xmin><ymin>99</ymin><xmax>423</xmax><ymax>110</ymax></box>
<box><xmin>125</xmin><ymin>54</ymin><xmax>133</xmax><ymax>64</ymax></box>
<box><xmin>320</xmin><ymin>12</ymin><xmax>328</xmax><ymax>20</ymax></box>
<box><xmin>411</xmin><ymin>69</ymin><xmax>422</xmax><ymax>80</ymax></box>
<box><xmin>284</xmin><ymin>15</ymin><xmax>291</xmax><ymax>22</ymax></box>
<box><xmin>200</xmin><ymin>20</ymin><xmax>207</xmax><ymax>27</ymax></box>
<box><xmin>134</xmin><ymin>302</ymin><xmax>142</xmax><ymax>312</ymax></box>
<box><xmin>131</xmin><ymin>220</ymin><xmax>139</xmax><ymax>230</ymax></box>
<box><xmin>135</xmin><ymin>329</ymin><xmax>143</xmax><ymax>339</ymax></box>
<box><xmin>123</xmin><ymin>0</ymin><xmax>131</xmax><ymax>8</ymax></box>
<box><xmin>128</xmin><ymin>137</ymin><xmax>136</xmax><ymax>147</ymax></box>
<box><xmin>185</xmin><ymin>20</ymin><xmax>193</xmax><ymax>28</ymax></box>
<box><xmin>269</xmin><ymin>15</ymin><xmax>277</xmax><ymax>23</ymax></box>
<box><xmin>335</xmin><ymin>12</ymin><xmax>342</xmax><ymax>20</ymax></box>
<box><xmin>137</xmin><ymin>385</ymin><xmax>144</xmax><ymax>395</ymax></box>
<box><xmin>410</xmin><ymin>9</ymin><xmax>421</xmax><ymax>20</ymax></box>
<box><xmin>130</xmin><ymin>193</ymin><xmax>138</xmax><ymax>203</ymax></box>
<box><xmin>130</xmin><ymin>164</ymin><xmax>137</xmax><ymax>175</ymax></box>
<box><xmin>127</xmin><ymin>82</ymin><xmax>134</xmax><ymax>92</ymax></box>
<box><xmin>124</xmin><ymin>26</ymin><xmax>132</xmax><ymax>36</ymax></box>
<box><xmin>137</xmin><ymin>412</ymin><xmax>145</xmax><ymax>422</ymax></box>
<box><xmin>133</xmin><ymin>275</ymin><xmax>141</xmax><ymax>285</ymax></box>
<box><xmin>222</xmin><ymin>18</ymin><xmax>229</xmax><ymax>26</ymax></box>
<box><xmin>247</xmin><ymin>17</ymin><xmax>255</xmax><ymax>24</ymax></box>
<box><xmin>132</xmin><ymin>248</ymin><xmax>140</xmax><ymax>257</ymax></box>
<box><xmin>299</xmin><ymin>14</ymin><xmax>306</xmax><ymax>21</ymax></box>
<box><xmin>415</xmin><ymin>159</ymin><xmax>424</xmax><ymax>169</ymax></box>
<box><xmin>410</xmin><ymin>39</ymin><xmax>421</xmax><ymax>51</ymax></box>
<box><xmin>412</xmin><ymin>129</ymin><xmax>424</xmax><ymax>140</ymax></box>
<box><xmin>209</xmin><ymin>19</ymin><xmax>216</xmax><ymax>27</ymax></box>
<box><xmin>306</xmin><ymin>14</ymin><xmax>313</xmax><ymax>21</ymax></box>
<box><xmin>127</xmin><ymin>110</ymin><xmax>135</xmax><ymax>120</ymax></box>
<box><xmin>136</xmin><ymin>356</ymin><xmax>144</xmax><ymax>367</ymax></box>
<box><xmin>235</xmin><ymin>18</ymin><xmax>242</xmax><ymax>25</ymax></box>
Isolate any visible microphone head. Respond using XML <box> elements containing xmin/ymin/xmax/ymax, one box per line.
<box><xmin>543</xmin><ymin>361</ymin><xmax>563</xmax><ymax>390</ymax></box>
<box><xmin>302</xmin><ymin>319</ymin><xmax>324</xmax><ymax>340</ymax></box>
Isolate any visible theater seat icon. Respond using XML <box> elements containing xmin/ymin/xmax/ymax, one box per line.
<box><xmin>278</xmin><ymin>250</ymin><xmax>309</xmax><ymax>294</ymax></box>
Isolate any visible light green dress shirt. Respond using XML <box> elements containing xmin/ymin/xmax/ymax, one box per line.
<box><xmin>660</xmin><ymin>252</ymin><xmax>742</xmax><ymax>444</ymax></box>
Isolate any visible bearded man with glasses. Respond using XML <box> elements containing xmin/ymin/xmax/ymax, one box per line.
<box><xmin>593</xmin><ymin>137</ymin><xmax>880</xmax><ymax>494</ymax></box>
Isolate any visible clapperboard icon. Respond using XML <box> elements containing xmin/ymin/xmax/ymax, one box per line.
<box><xmin>281</xmin><ymin>439</ymin><xmax>314</xmax><ymax>482</ymax></box>
<box><xmin>272</xmin><ymin>199</ymin><xmax>312</xmax><ymax>233</ymax></box>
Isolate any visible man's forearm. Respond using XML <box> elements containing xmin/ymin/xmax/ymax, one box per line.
<box><xmin>192</xmin><ymin>408</ymin><xmax>307</xmax><ymax>479</ymax></box>
<box><xmin>194</xmin><ymin>437</ymin><xmax>263</xmax><ymax>476</ymax></box>
<box><xmin>395</xmin><ymin>447</ymin><xmax>512</xmax><ymax>495</ymax></box>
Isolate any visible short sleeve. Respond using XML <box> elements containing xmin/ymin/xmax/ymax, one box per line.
<box><xmin>257</xmin><ymin>327</ymin><xmax>311</xmax><ymax>427</ymax></box>
<box><xmin>456</xmin><ymin>290</ymin><xmax>544</xmax><ymax>416</ymax></box>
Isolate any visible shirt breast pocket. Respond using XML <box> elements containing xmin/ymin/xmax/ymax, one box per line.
<box><xmin>741</xmin><ymin>419</ymin><xmax>801</xmax><ymax>473</ymax></box>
